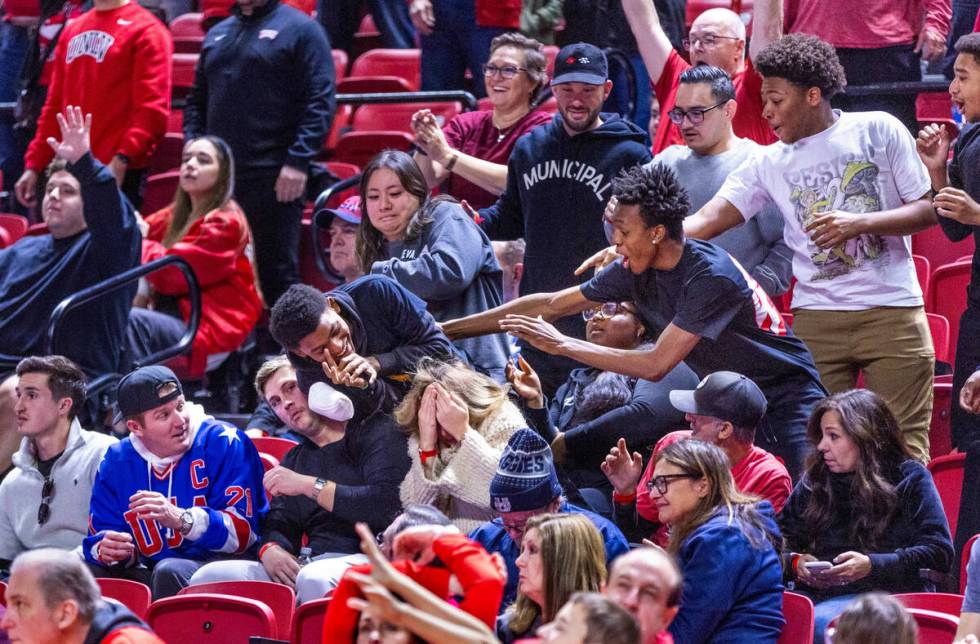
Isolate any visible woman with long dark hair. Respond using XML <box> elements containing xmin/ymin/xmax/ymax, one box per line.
<box><xmin>357</xmin><ymin>149</ymin><xmax>510</xmax><ymax>381</ymax></box>
<box><xmin>780</xmin><ymin>389</ymin><xmax>954</xmax><ymax>640</ymax></box>
<box><xmin>140</xmin><ymin>136</ymin><xmax>262</xmax><ymax>376</ymax></box>
<box><xmin>651</xmin><ymin>439</ymin><xmax>785</xmax><ymax>643</ymax></box>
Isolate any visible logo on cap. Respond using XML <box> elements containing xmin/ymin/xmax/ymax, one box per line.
<box><xmin>493</xmin><ymin>497</ymin><xmax>512</xmax><ymax>513</ymax></box>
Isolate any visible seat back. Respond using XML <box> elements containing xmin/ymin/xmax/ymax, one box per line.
<box><xmin>171</xmin><ymin>53</ymin><xmax>200</xmax><ymax>100</ymax></box>
<box><xmin>777</xmin><ymin>591</ymin><xmax>813</xmax><ymax>644</ymax></box>
<box><xmin>928</xmin><ymin>312</ymin><xmax>951</xmax><ymax>366</ymax></box>
<box><xmin>147</xmin><ymin>132</ymin><xmax>186</xmax><ymax>176</ymax></box>
<box><xmin>0</xmin><ymin>214</ymin><xmax>28</xmax><ymax>246</ymax></box>
<box><xmin>931</xmin><ymin>382</ymin><xmax>954</xmax><ymax>459</ymax></box>
<box><xmin>916</xmin><ymin>92</ymin><xmax>960</xmax><ymax>133</ymax></box>
<box><xmin>335</xmin><ymin>76</ymin><xmax>415</xmax><ymax>94</ymax></box>
<box><xmin>179</xmin><ymin>581</ymin><xmax>294</xmax><ymax>640</ymax></box>
<box><xmin>333</xmin><ymin>131</ymin><xmax>415</xmax><ymax>168</ymax></box>
<box><xmin>332</xmin><ymin>48</ymin><xmax>349</xmax><ymax>83</ymax></box>
<box><xmin>349</xmin><ymin>48</ymin><xmax>421</xmax><ymax>90</ymax></box>
<box><xmin>928</xmin><ymin>452</ymin><xmax>966</xmax><ymax>539</ymax></box>
<box><xmin>894</xmin><ymin>592</ymin><xmax>964</xmax><ymax>617</ymax></box>
<box><xmin>258</xmin><ymin>451</ymin><xmax>279</xmax><ymax>473</ymax></box>
<box><xmin>928</xmin><ymin>261</ymin><xmax>971</xmax><ymax>367</ymax></box>
<box><xmin>291</xmin><ymin>596</ymin><xmax>330</xmax><ymax>644</ymax></box>
<box><xmin>914</xmin><ymin>253</ymin><xmax>931</xmax><ymax>302</ymax></box>
<box><xmin>907</xmin><ymin>608</ymin><xmax>960</xmax><ymax>643</ymax></box>
<box><xmin>142</xmin><ymin>171</ymin><xmax>180</xmax><ymax>214</ymax></box>
<box><xmin>97</xmin><ymin>578</ymin><xmax>152</xmax><ymax>619</ymax></box>
<box><xmin>249</xmin><ymin>436</ymin><xmax>298</xmax><ymax>462</ymax></box>
<box><xmin>915</xmin><ymin>226</ymin><xmax>974</xmax><ymax>282</ymax></box>
<box><xmin>170</xmin><ymin>12</ymin><xmax>204</xmax><ymax>39</ymax></box>
<box><xmin>351</xmin><ymin>102</ymin><xmax>462</xmax><ymax>133</ymax></box>
<box><xmin>962</xmin><ymin>533</ymin><xmax>980</xmax><ymax>594</ymax></box>
<box><xmin>146</xmin><ymin>593</ymin><xmax>277</xmax><ymax>641</ymax></box>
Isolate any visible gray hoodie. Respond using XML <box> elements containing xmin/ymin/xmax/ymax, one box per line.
<box><xmin>372</xmin><ymin>200</ymin><xmax>511</xmax><ymax>381</ymax></box>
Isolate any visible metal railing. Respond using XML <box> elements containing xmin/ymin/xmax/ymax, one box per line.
<box><xmin>311</xmin><ymin>174</ymin><xmax>361</xmax><ymax>282</ymax></box>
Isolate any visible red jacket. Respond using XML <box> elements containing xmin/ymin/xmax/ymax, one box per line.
<box><xmin>477</xmin><ymin>0</ymin><xmax>520</xmax><ymax>28</ymax></box>
<box><xmin>25</xmin><ymin>1</ymin><xmax>172</xmax><ymax>171</ymax></box>
<box><xmin>142</xmin><ymin>201</ymin><xmax>263</xmax><ymax>376</ymax></box>
<box><xmin>322</xmin><ymin>534</ymin><xmax>506</xmax><ymax>644</ymax></box>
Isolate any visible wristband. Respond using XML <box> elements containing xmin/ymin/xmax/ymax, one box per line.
<box><xmin>612</xmin><ymin>490</ymin><xmax>637</xmax><ymax>504</ymax></box>
<box><xmin>259</xmin><ymin>542</ymin><xmax>280</xmax><ymax>560</ymax></box>
<box><xmin>791</xmin><ymin>553</ymin><xmax>801</xmax><ymax>576</ymax></box>
<box><xmin>419</xmin><ymin>448</ymin><xmax>439</xmax><ymax>464</ymax></box>
<box><xmin>445</xmin><ymin>153</ymin><xmax>458</xmax><ymax>172</ymax></box>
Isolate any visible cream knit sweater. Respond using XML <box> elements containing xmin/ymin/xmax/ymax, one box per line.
<box><xmin>399</xmin><ymin>400</ymin><xmax>527</xmax><ymax>533</ymax></box>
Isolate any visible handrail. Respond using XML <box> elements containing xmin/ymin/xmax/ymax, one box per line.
<box><xmin>45</xmin><ymin>254</ymin><xmax>201</xmax><ymax>369</ymax></box>
<box><xmin>311</xmin><ymin>174</ymin><xmax>362</xmax><ymax>281</ymax></box>
<box><xmin>336</xmin><ymin>90</ymin><xmax>479</xmax><ymax>111</ymax></box>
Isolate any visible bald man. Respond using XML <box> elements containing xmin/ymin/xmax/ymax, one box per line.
<box><xmin>604</xmin><ymin>547</ymin><xmax>682</xmax><ymax>644</ymax></box>
<box><xmin>623</xmin><ymin>0</ymin><xmax>782</xmax><ymax>152</ymax></box>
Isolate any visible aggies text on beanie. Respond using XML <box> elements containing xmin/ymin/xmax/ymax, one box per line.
<box><xmin>490</xmin><ymin>428</ymin><xmax>563</xmax><ymax>513</ymax></box>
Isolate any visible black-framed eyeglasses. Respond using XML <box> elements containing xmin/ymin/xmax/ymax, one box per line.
<box><xmin>37</xmin><ymin>476</ymin><xmax>54</xmax><ymax>525</ymax></box>
<box><xmin>682</xmin><ymin>34</ymin><xmax>741</xmax><ymax>50</ymax></box>
<box><xmin>502</xmin><ymin>519</ymin><xmax>529</xmax><ymax>538</ymax></box>
<box><xmin>482</xmin><ymin>63</ymin><xmax>527</xmax><ymax>79</ymax></box>
<box><xmin>646</xmin><ymin>473</ymin><xmax>699</xmax><ymax>495</ymax></box>
<box><xmin>667</xmin><ymin>101</ymin><xmax>727</xmax><ymax>125</ymax></box>
<box><xmin>582</xmin><ymin>302</ymin><xmax>627</xmax><ymax>321</ymax></box>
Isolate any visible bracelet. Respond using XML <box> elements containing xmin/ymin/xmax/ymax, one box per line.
<box><xmin>791</xmin><ymin>553</ymin><xmax>801</xmax><ymax>576</ymax></box>
<box><xmin>612</xmin><ymin>490</ymin><xmax>637</xmax><ymax>504</ymax></box>
<box><xmin>259</xmin><ymin>542</ymin><xmax>280</xmax><ymax>560</ymax></box>
<box><xmin>419</xmin><ymin>448</ymin><xmax>439</xmax><ymax>464</ymax></box>
<box><xmin>445</xmin><ymin>153</ymin><xmax>458</xmax><ymax>173</ymax></box>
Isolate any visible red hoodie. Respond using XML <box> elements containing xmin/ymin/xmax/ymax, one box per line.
<box><xmin>25</xmin><ymin>1</ymin><xmax>172</xmax><ymax>171</ymax></box>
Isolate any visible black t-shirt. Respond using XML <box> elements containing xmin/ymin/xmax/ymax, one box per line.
<box><xmin>580</xmin><ymin>239</ymin><xmax>823</xmax><ymax>403</ymax></box>
<box><xmin>946</xmin><ymin>122</ymin><xmax>980</xmax><ymax>307</ymax></box>
<box><xmin>36</xmin><ymin>450</ymin><xmax>64</xmax><ymax>478</ymax></box>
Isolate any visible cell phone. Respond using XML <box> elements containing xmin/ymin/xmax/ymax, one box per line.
<box><xmin>803</xmin><ymin>561</ymin><xmax>833</xmax><ymax>572</ymax></box>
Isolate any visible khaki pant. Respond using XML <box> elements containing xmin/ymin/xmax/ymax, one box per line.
<box><xmin>792</xmin><ymin>306</ymin><xmax>934</xmax><ymax>463</ymax></box>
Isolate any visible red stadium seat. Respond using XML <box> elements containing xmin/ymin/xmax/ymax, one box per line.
<box><xmin>895</xmin><ymin>592</ymin><xmax>964</xmax><ymax>617</ymax></box>
<box><xmin>906</xmin><ymin>608</ymin><xmax>959</xmax><ymax>643</ymax></box>
<box><xmin>914</xmin><ymin>225</ymin><xmax>975</xmax><ymax>275</ymax></box>
<box><xmin>0</xmin><ymin>580</ymin><xmax>6</xmax><ymax>606</ymax></box>
<box><xmin>0</xmin><ymin>214</ymin><xmax>29</xmax><ymax>246</ymax></box>
<box><xmin>299</xmin><ymin>219</ymin><xmax>342</xmax><ymax>291</ymax></box>
<box><xmin>542</xmin><ymin>44</ymin><xmax>559</xmax><ymax>77</ymax></box>
<box><xmin>258</xmin><ymin>451</ymin><xmax>279</xmax><ymax>473</ymax></box>
<box><xmin>336</xmin><ymin>76</ymin><xmax>415</xmax><ymax>94</ymax></box>
<box><xmin>353</xmin><ymin>13</ymin><xmax>383</xmax><ymax>56</ymax></box>
<box><xmin>916</xmin><ymin>92</ymin><xmax>960</xmax><ymax>133</ymax></box>
<box><xmin>929</xmin><ymin>451</ymin><xmax>965</xmax><ymax>539</ymax></box>
<box><xmin>179</xmin><ymin>581</ymin><xmax>295</xmax><ymax>640</ymax></box>
<box><xmin>781</xmin><ymin>312</ymin><xmax>793</xmax><ymax>327</ymax></box>
<box><xmin>170</xmin><ymin>12</ymin><xmax>204</xmax><ymax>53</ymax></box>
<box><xmin>0</xmin><ymin>227</ymin><xmax>11</xmax><ymax>249</ymax></box>
<box><xmin>249</xmin><ymin>436</ymin><xmax>298</xmax><ymax>462</ymax></box>
<box><xmin>347</xmin><ymin>48</ymin><xmax>421</xmax><ymax>90</ymax></box>
<box><xmin>147</xmin><ymin>594</ymin><xmax>277</xmax><ymax>640</ymax></box>
<box><xmin>326</xmin><ymin>161</ymin><xmax>360</xmax><ymax>182</ymax></box>
<box><xmin>97</xmin><ymin>579</ymin><xmax>152</xmax><ymax>620</ymax></box>
<box><xmin>963</xmin><ymin>533</ymin><xmax>979</xmax><ymax>594</ymax></box>
<box><xmin>914</xmin><ymin>253</ymin><xmax>931</xmax><ymax>302</ymax></box>
<box><xmin>928</xmin><ymin>260</ymin><xmax>971</xmax><ymax>366</ymax></box>
<box><xmin>291</xmin><ymin>596</ymin><xmax>330</xmax><ymax>644</ymax></box>
<box><xmin>351</xmin><ymin>102</ymin><xmax>462</xmax><ymax>134</ymax></box>
<box><xmin>142</xmin><ymin>171</ymin><xmax>180</xmax><ymax>214</ymax></box>
<box><xmin>332</xmin><ymin>49</ymin><xmax>349</xmax><ymax>84</ymax></box>
<box><xmin>931</xmin><ymin>381</ymin><xmax>954</xmax><ymax>459</ymax></box>
<box><xmin>167</xmin><ymin>108</ymin><xmax>184</xmax><ymax>134</ymax></box>
<box><xmin>324</xmin><ymin>104</ymin><xmax>353</xmax><ymax>152</ymax></box>
<box><xmin>929</xmin><ymin>312</ymin><xmax>951</xmax><ymax>366</ymax></box>
<box><xmin>172</xmin><ymin>53</ymin><xmax>199</xmax><ymax>100</ymax></box>
<box><xmin>333</xmin><ymin>130</ymin><xmax>415</xmax><ymax>168</ymax></box>
<box><xmin>777</xmin><ymin>591</ymin><xmax>813</xmax><ymax>644</ymax></box>
<box><xmin>147</xmin><ymin>132</ymin><xmax>185</xmax><ymax>175</ymax></box>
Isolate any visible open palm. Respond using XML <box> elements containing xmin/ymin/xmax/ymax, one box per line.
<box><xmin>46</xmin><ymin>105</ymin><xmax>91</xmax><ymax>164</ymax></box>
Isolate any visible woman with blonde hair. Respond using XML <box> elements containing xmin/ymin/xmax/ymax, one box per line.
<box><xmin>397</xmin><ymin>359</ymin><xmax>526</xmax><ymax>533</ymax></box>
<box><xmin>647</xmin><ymin>439</ymin><xmax>785</xmax><ymax>643</ymax></box>
<box><xmin>498</xmin><ymin>512</ymin><xmax>607</xmax><ymax>643</ymax></box>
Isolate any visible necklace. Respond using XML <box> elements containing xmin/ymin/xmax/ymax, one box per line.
<box><xmin>493</xmin><ymin>112</ymin><xmax>524</xmax><ymax>142</ymax></box>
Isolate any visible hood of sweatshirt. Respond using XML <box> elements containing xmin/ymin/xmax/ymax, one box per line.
<box><xmin>83</xmin><ymin>600</ymin><xmax>150</xmax><ymax>644</ymax></box>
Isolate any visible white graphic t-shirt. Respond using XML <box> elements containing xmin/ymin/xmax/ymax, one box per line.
<box><xmin>718</xmin><ymin>110</ymin><xmax>930</xmax><ymax>311</ymax></box>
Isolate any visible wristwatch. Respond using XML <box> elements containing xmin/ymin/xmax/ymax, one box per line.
<box><xmin>312</xmin><ymin>477</ymin><xmax>326</xmax><ymax>501</ymax></box>
<box><xmin>179</xmin><ymin>510</ymin><xmax>194</xmax><ymax>536</ymax></box>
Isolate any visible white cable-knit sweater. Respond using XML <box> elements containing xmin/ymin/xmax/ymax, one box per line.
<box><xmin>399</xmin><ymin>400</ymin><xmax>526</xmax><ymax>533</ymax></box>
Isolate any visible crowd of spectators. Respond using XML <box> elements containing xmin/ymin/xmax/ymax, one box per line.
<box><xmin>2</xmin><ymin>0</ymin><xmax>980</xmax><ymax>642</ymax></box>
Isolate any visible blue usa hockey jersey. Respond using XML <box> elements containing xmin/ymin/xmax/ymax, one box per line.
<box><xmin>84</xmin><ymin>405</ymin><xmax>267</xmax><ymax>566</ymax></box>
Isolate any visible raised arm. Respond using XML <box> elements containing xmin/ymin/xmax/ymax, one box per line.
<box><xmin>684</xmin><ymin>196</ymin><xmax>748</xmax><ymax>240</ymax></box>
<box><xmin>622</xmin><ymin>0</ymin><xmax>675</xmax><ymax>83</ymax></box>
<box><xmin>748</xmin><ymin>0</ymin><xmax>783</xmax><ymax>63</ymax></box>
<box><xmin>442</xmin><ymin>285</ymin><xmax>591</xmax><ymax>340</ymax></box>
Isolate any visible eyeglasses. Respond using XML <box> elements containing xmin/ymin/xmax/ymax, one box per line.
<box><xmin>646</xmin><ymin>473</ymin><xmax>699</xmax><ymax>495</ymax></box>
<box><xmin>502</xmin><ymin>519</ymin><xmax>529</xmax><ymax>539</ymax></box>
<box><xmin>37</xmin><ymin>476</ymin><xmax>54</xmax><ymax>525</ymax></box>
<box><xmin>682</xmin><ymin>34</ymin><xmax>741</xmax><ymax>50</ymax></box>
<box><xmin>667</xmin><ymin>100</ymin><xmax>727</xmax><ymax>125</ymax></box>
<box><xmin>482</xmin><ymin>63</ymin><xmax>526</xmax><ymax>79</ymax></box>
<box><xmin>582</xmin><ymin>302</ymin><xmax>628</xmax><ymax>321</ymax></box>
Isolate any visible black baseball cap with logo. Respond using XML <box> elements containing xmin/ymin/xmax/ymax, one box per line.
<box><xmin>669</xmin><ymin>371</ymin><xmax>768</xmax><ymax>428</ymax></box>
<box><xmin>552</xmin><ymin>42</ymin><xmax>608</xmax><ymax>86</ymax></box>
<box><xmin>113</xmin><ymin>365</ymin><xmax>183</xmax><ymax>423</ymax></box>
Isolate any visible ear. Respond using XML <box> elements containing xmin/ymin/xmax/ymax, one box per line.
<box><xmin>603</xmin><ymin>79</ymin><xmax>614</xmax><ymax>100</ymax></box>
<box><xmin>663</xmin><ymin>605</ymin><xmax>681</xmax><ymax>628</ymax></box>
<box><xmin>717</xmin><ymin>421</ymin><xmax>734</xmax><ymax>441</ymax></box>
<box><xmin>635</xmin><ymin>323</ymin><xmax>647</xmax><ymax>341</ymax></box>
<box><xmin>57</xmin><ymin>396</ymin><xmax>73</xmax><ymax>418</ymax></box>
<box><xmin>724</xmin><ymin>98</ymin><xmax>738</xmax><ymax>120</ymax></box>
<box><xmin>695</xmin><ymin>478</ymin><xmax>710</xmax><ymax>498</ymax></box>
<box><xmin>806</xmin><ymin>86</ymin><xmax>823</xmax><ymax>107</ymax></box>
<box><xmin>327</xmin><ymin>297</ymin><xmax>341</xmax><ymax>314</ymax></box>
<box><xmin>548</xmin><ymin>497</ymin><xmax>562</xmax><ymax>513</ymax></box>
<box><xmin>55</xmin><ymin>599</ymin><xmax>79</xmax><ymax>630</ymax></box>
<box><xmin>126</xmin><ymin>418</ymin><xmax>143</xmax><ymax>436</ymax></box>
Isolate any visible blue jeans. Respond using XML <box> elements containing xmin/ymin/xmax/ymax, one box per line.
<box><xmin>0</xmin><ymin>22</ymin><xmax>29</xmax><ymax>172</ymax></box>
<box><xmin>944</xmin><ymin>0</ymin><xmax>980</xmax><ymax>78</ymax></box>
<box><xmin>813</xmin><ymin>593</ymin><xmax>860</xmax><ymax>642</ymax></box>
<box><xmin>604</xmin><ymin>52</ymin><xmax>652</xmax><ymax>145</ymax></box>
<box><xmin>319</xmin><ymin>0</ymin><xmax>416</xmax><ymax>51</ymax></box>
<box><xmin>420</xmin><ymin>0</ymin><xmax>505</xmax><ymax>98</ymax></box>
<box><xmin>756</xmin><ymin>377</ymin><xmax>825</xmax><ymax>482</ymax></box>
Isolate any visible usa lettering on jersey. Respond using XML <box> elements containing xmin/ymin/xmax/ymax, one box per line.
<box><xmin>66</xmin><ymin>30</ymin><xmax>115</xmax><ymax>63</ymax></box>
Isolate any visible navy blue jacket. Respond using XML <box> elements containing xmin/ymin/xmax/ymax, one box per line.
<box><xmin>287</xmin><ymin>275</ymin><xmax>459</xmax><ymax>416</ymax></box>
<box><xmin>183</xmin><ymin>0</ymin><xmax>335</xmax><ymax>172</ymax></box>
<box><xmin>0</xmin><ymin>153</ymin><xmax>139</xmax><ymax>376</ymax></box>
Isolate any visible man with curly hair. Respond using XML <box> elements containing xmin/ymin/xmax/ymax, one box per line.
<box><xmin>445</xmin><ymin>163</ymin><xmax>825</xmax><ymax>477</ymax></box>
<box><xmin>684</xmin><ymin>33</ymin><xmax>938</xmax><ymax>462</ymax></box>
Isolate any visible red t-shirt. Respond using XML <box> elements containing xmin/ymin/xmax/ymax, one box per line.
<box><xmin>25</xmin><ymin>1</ymin><xmax>172</xmax><ymax>171</ymax></box>
<box><xmin>787</xmin><ymin>0</ymin><xmax>950</xmax><ymax>49</ymax></box>
<box><xmin>442</xmin><ymin>108</ymin><xmax>552</xmax><ymax>209</ymax></box>
<box><xmin>651</xmin><ymin>50</ymin><xmax>776</xmax><ymax>154</ymax></box>
<box><xmin>635</xmin><ymin>431</ymin><xmax>792</xmax><ymax>544</ymax></box>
